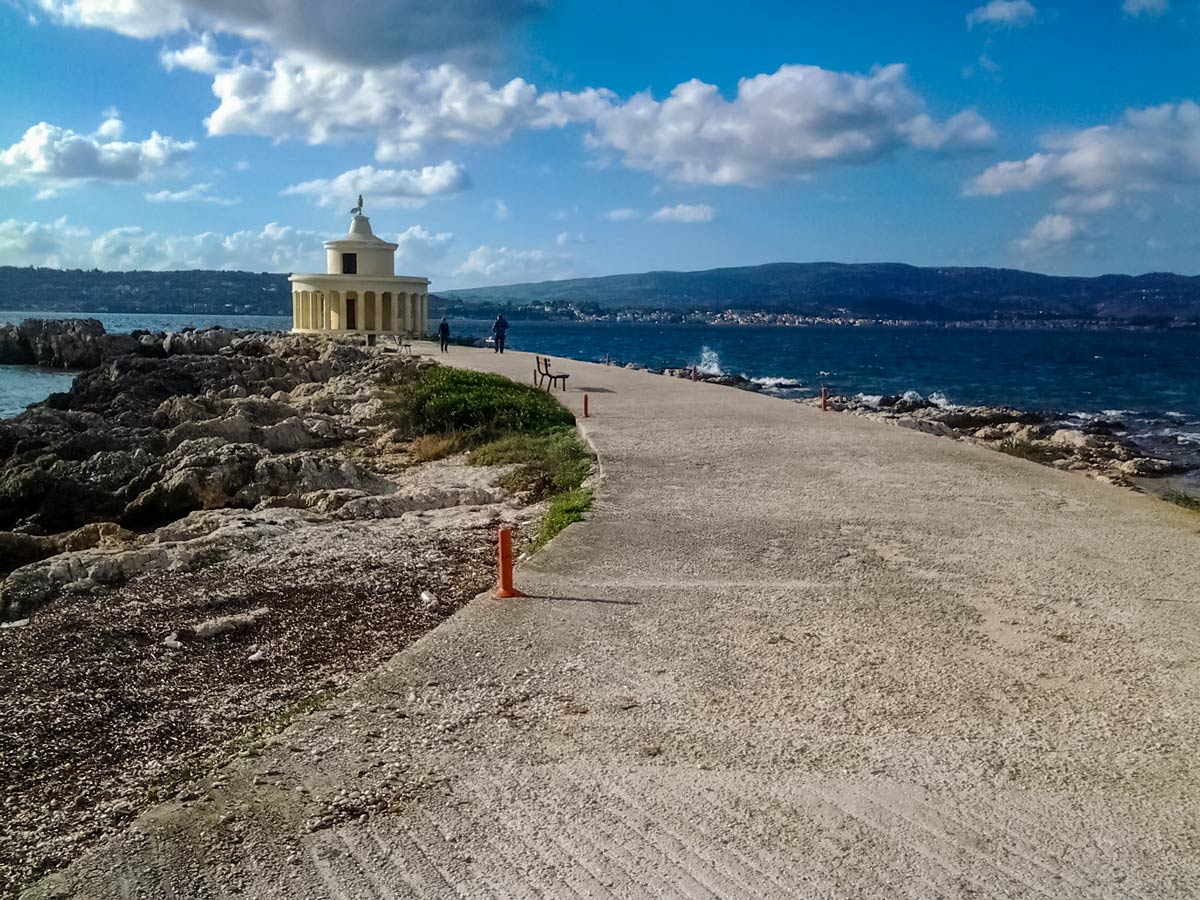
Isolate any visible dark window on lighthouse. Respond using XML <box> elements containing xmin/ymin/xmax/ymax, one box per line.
<box><xmin>342</xmin><ymin>253</ymin><xmax>358</xmax><ymax>274</ymax></box>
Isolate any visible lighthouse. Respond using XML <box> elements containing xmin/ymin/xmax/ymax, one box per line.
<box><xmin>288</xmin><ymin>199</ymin><xmax>430</xmax><ymax>338</ymax></box>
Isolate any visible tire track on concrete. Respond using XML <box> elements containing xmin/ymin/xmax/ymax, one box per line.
<box><xmin>586</xmin><ymin>769</ymin><xmax>790</xmax><ymax>898</ymax></box>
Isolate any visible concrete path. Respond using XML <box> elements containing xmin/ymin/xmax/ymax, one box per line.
<box><xmin>29</xmin><ymin>343</ymin><xmax>1200</xmax><ymax>899</ymax></box>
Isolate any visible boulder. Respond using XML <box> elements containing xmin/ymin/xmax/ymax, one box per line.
<box><xmin>1118</xmin><ymin>457</ymin><xmax>1179</xmax><ymax>477</ymax></box>
<box><xmin>1049</xmin><ymin>429</ymin><xmax>1094</xmax><ymax>450</ymax></box>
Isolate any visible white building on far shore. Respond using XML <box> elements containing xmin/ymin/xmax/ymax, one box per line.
<box><xmin>289</xmin><ymin>201</ymin><xmax>430</xmax><ymax>339</ymax></box>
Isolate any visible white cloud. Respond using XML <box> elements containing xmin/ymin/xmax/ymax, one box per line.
<box><xmin>489</xmin><ymin>198</ymin><xmax>510</xmax><ymax>220</ymax></box>
<box><xmin>31</xmin><ymin>0</ymin><xmax>186</xmax><ymax>38</ymax></box>
<box><xmin>1014</xmin><ymin>213</ymin><xmax>1088</xmax><ymax>255</ymax></box>
<box><xmin>24</xmin><ymin>4</ymin><xmax>995</xmax><ymax>190</ymax></box>
<box><xmin>451</xmin><ymin>244</ymin><xmax>574</xmax><ymax>286</ymax></box>
<box><xmin>1122</xmin><ymin>0</ymin><xmax>1168</xmax><ymax>15</ymax></box>
<box><xmin>966</xmin><ymin>0</ymin><xmax>1037</xmax><ymax>28</ymax></box>
<box><xmin>145</xmin><ymin>182</ymin><xmax>239</xmax><ymax>205</ymax></box>
<box><xmin>233</xmin><ymin>159</ymin><xmax>250</xmax><ymax>171</ymax></box>
<box><xmin>583</xmin><ymin>64</ymin><xmax>995</xmax><ymax>186</ymax></box>
<box><xmin>281</xmin><ymin>162</ymin><xmax>469</xmax><ymax>208</ymax></box>
<box><xmin>0</xmin><ymin>115</ymin><xmax>193</xmax><ymax>189</ymax></box>
<box><xmin>648</xmin><ymin>203</ymin><xmax>715</xmax><ymax>224</ymax></box>
<box><xmin>0</xmin><ymin>217</ymin><xmax>92</xmax><ymax>268</ymax></box>
<box><xmin>0</xmin><ymin>217</ymin><xmax>324</xmax><ymax>271</ymax></box>
<box><xmin>554</xmin><ymin>231</ymin><xmax>585</xmax><ymax>246</ymax></box>
<box><xmin>203</xmin><ymin>58</ymin><xmax>596</xmax><ymax>161</ymax></box>
<box><xmin>966</xmin><ymin>100</ymin><xmax>1200</xmax><ymax>207</ymax></box>
<box><xmin>159</xmin><ymin>32</ymin><xmax>225</xmax><ymax>73</ymax></box>
<box><xmin>603</xmin><ymin>207</ymin><xmax>640</xmax><ymax>221</ymax></box>
<box><xmin>393</xmin><ymin>224</ymin><xmax>453</xmax><ymax>272</ymax></box>
<box><xmin>29</xmin><ymin>0</ymin><xmax>545</xmax><ymax>65</ymax></box>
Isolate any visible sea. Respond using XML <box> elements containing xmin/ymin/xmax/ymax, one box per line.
<box><xmin>3</xmin><ymin>310</ymin><xmax>1199</xmax><ymax>487</ymax></box>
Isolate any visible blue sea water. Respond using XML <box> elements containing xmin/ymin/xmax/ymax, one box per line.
<box><xmin>3</xmin><ymin>310</ymin><xmax>1199</xmax><ymax>481</ymax></box>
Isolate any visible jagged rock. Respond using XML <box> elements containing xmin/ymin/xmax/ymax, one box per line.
<box><xmin>895</xmin><ymin>418</ymin><xmax>958</xmax><ymax>439</ymax></box>
<box><xmin>1118</xmin><ymin>457</ymin><xmax>1179</xmax><ymax>477</ymax></box>
<box><xmin>1050</xmin><ymin>429</ymin><xmax>1095</xmax><ymax>449</ymax></box>
<box><xmin>0</xmin><ymin>532</ymin><xmax>59</xmax><ymax>574</ymax></box>
<box><xmin>0</xmin><ymin>319</ymin><xmax>139</xmax><ymax>368</ymax></box>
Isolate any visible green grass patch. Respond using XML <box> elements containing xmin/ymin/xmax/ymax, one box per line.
<box><xmin>996</xmin><ymin>437</ymin><xmax>1062</xmax><ymax>465</ymax></box>
<box><xmin>537</xmin><ymin>487</ymin><xmax>593</xmax><ymax>549</ymax></box>
<box><xmin>385</xmin><ymin>365</ymin><xmax>574</xmax><ymax>441</ymax></box>
<box><xmin>1163</xmin><ymin>489</ymin><xmax>1200</xmax><ymax>512</ymax></box>
<box><xmin>468</xmin><ymin>427</ymin><xmax>594</xmax><ymax>501</ymax></box>
<box><xmin>383</xmin><ymin>364</ymin><xmax>594</xmax><ymax>548</ymax></box>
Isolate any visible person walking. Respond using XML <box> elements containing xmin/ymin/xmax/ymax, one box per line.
<box><xmin>437</xmin><ymin>317</ymin><xmax>451</xmax><ymax>353</ymax></box>
<box><xmin>492</xmin><ymin>314</ymin><xmax>509</xmax><ymax>354</ymax></box>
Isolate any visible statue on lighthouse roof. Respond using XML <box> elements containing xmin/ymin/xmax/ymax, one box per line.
<box><xmin>350</xmin><ymin>194</ymin><xmax>364</xmax><ymax>216</ymax></box>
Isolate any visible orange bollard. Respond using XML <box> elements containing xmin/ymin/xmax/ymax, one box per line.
<box><xmin>493</xmin><ymin>527</ymin><xmax>526</xmax><ymax>598</ymax></box>
<box><xmin>583</xmin><ymin>394</ymin><xmax>590</xmax><ymax>418</ymax></box>
<box><xmin>821</xmin><ymin>386</ymin><xmax>829</xmax><ymax>411</ymax></box>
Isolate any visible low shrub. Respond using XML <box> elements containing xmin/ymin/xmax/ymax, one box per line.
<box><xmin>996</xmin><ymin>437</ymin><xmax>1061</xmax><ymax>465</ymax></box>
<box><xmin>386</xmin><ymin>366</ymin><xmax>574</xmax><ymax>440</ymax></box>
<box><xmin>1163</xmin><ymin>489</ymin><xmax>1200</xmax><ymax>512</ymax></box>
<box><xmin>383</xmin><ymin>364</ymin><xmax>594</xmax><ymax>549</ymax></box>
<box><xmin>468</xmin><ymin>427</ymin><xmax>594</xmax><ymax>502</ymax></box>
<box><xmin>408</xmin><ymin>433</ymin><xmax>461</xmax><ymax>462</ymax></box>
<box><xmin>537</xmin><ymin>488</ymin><xmax>593</xmax><ymax>549</ymax></box>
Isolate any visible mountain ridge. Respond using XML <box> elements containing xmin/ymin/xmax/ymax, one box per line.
<box><xmin>440</xmin><ymin>261</ymin><xmax>1200</xmax><ymax>322</ymax></box>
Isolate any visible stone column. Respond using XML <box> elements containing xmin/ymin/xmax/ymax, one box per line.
<box><xmin>420</xmin><ymin>294</ymin><xmax>429</xmax><ymax>336</ymax></box>
<box><xmin>336</xmin><ymin>292</ymin><xmax>346</xmax><ymax>331</ymax></box>
<box><xmin>291</xmin><ymin>291</ymin><xmax>300</xmax><ymax>330</ymax></box>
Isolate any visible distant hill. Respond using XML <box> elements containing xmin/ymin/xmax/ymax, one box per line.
<box><xmin>0</xmin><ymin>267</ymin><xmax>291</xmax><ymax>317</ymax></box>
<box><xmin>441</xmin><ymin>262</ymin><xmax>1200</xmax><ymax>323</ymax></box>
<box><xmin>3</xmin><ymin>263</ymin><xmax>1199</xmax><ymax>324</ymax></box>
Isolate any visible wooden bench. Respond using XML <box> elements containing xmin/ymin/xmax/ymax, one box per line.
<box><xmin>534</xmin><ymin>355</ymin><xmax>570</xmax><ymax>392</ymax></box>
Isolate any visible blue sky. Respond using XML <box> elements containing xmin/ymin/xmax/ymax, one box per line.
<box><xmin>0</xmin><ymin>0</ymin><xmax>1196</xmax><ymax>288</ymax></box>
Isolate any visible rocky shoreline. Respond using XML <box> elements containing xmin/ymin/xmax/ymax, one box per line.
<box><xmin>0</xmin><ymin>320</ymin><xmax>541</xmax><ymax>893</ymax></box>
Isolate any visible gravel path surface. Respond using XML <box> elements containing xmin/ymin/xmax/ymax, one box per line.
<box><xmin>24</xmin><ymin>343</ymin><xmax>1200</xmax><ymax>899</ymax></box>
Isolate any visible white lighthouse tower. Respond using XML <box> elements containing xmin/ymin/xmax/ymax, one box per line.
<box><xmin>289</xmin><ymin>199</ymin><xmax>430</xmax><ymax>338</ymax></box>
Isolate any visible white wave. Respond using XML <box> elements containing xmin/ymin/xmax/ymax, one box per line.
<box><xmin>928</xmin><ymin>391</ymin><xmax>955</xmax><ymax>409</ymax></box>
<box><xmin>855</xmin><ymin>393</ymin><xmax>885</xmax><ymax>407</ymax></box>
<box><xmin>695</xmin><ymin>346</ymin><xmax>724</xmax><ymax>376</ymax></box>
<box><xmin>752</xmin><ymin>375</ymin><xmax>806</xmax><ymax>389</ymax></box>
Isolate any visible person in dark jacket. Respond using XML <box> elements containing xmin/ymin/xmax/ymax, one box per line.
<box><xmin>437</xmin><ymin>317</ymin><xmax>451</xmax><ymax>353</ymax></box>
<box><xmin>492</xmin><ymin>314</ymin><xmax>509</xmax><ymax>353</ymax></box>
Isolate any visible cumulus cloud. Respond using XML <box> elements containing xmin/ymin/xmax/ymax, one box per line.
<box><xmin>203</xmin><ymin>58</ymin><xmax>602</xmax><ymax>161</ymax></box>
<box><xmin>0</xmin><ymin>217</ymin><xmax>324</xmax><ymax>270</ymax></box>
<box><xmin>583</xmin><ymin>64</ymin><xmax>995</xmax><ymax>186</ymax></box>
<box><xmin>451</xmin><ymin>244</ymin><xmax>573</xmax><ymax>286</ymax></box>
<box><xmin>0</xmin><ymin>114</ymin><xmax>193</xmax><ymax>189</ymax></box>
<box><xmin>1122</xmin><ymin>0</ymin><xmax>1168</xmax><ymax>15</ymax></box>
<box><xmin>145</xmin><ymin>182</ymin><xmax>239</xmax><ymax>204</ymax></box>
<box><xmin>648</xmin><ymin>203</ymin><xmax>715</xmax><ymax>223</ymax></box>
<box><xmin>0</xmin><ymin>217</ymin><xmax>92</xmax><ymax>267</ymax></box>
<box><xmin>158</xmin><ymin>32</ymin><xmax>225</xmax><ymax>73</ymax></box>
<box><xmin>966</xmin><ymin>0</ymin><xmax>1037</xmax><ymax>28</ymax></box>
<box><xmin>966</xmin><ymin>100</ymin><xmax>1200</xmax><ymax>207</ymax></box>
<box><xmin>29</xmin><ymin>0</ymin><xmax>545</xmax><ymax>65</ymax></box>
<box><xmin>393</xmin><ymin>224</ymin><xmax>453</xmax><ymax>272</ymax></box>
<box><xmin>1014</xmin><ymin>213</ymin><xmax>1089</xmax><ymax>256</ymax></box>
<box><xmin>281</xmin><ymin>162</ymin><xmax>469</xmax><ymax>208</ymax></box>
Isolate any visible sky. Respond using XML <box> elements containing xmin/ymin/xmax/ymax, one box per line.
<box><xmin>0</xmin><ymin>0</ymin><xmax>1196</xmax><ymax>289</ymax></box>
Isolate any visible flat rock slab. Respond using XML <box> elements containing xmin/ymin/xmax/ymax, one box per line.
<box><xmin>25</xmin><ymin>343</ymin><xmax>1200</xmax><ymax>899</ymax></box>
